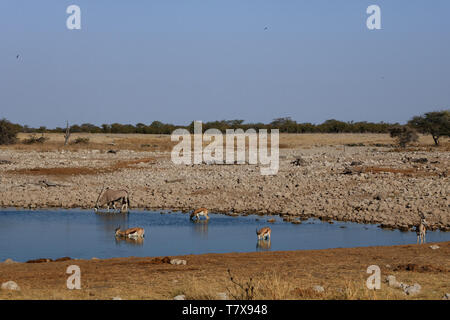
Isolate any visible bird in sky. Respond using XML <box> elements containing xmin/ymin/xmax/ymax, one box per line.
<box><xmin>264</xmin><ymin>27</ymin><xmax>268</xmax><ymax>30</ymax></box>
<box><xmin>16</xmin><ymin>54</ymin><xmax>20</xmax><ymax>59</ymax></box>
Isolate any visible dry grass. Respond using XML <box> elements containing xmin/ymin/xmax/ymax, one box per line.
<box><xmin>174</xmin><ymin>275</ymin><xmax>221</xmax><ymax>300</ymax></box>
<box><xmin>249</xmin><ymin>272</ymin><xmax>296</xmax><ymax>300</ymax></box>
<box><xmin>6</xmin><ymin>157</ymin><xmax>156</xmax><ymax>177</ymax></box>
<box><xmin>1</xmin><ymin>243</ymin><xmax>449</xmax><ymax>300</ymax></box>
<box><xmin>359</xmin><ymin>166</ymin><xmax>447</xmax><ymax>177</ymax></box>
<box><xmin>174</xmin><ymin>271</ymin><xmax>297</xmax><ymax>300</ymax></box>
<box><xmin>390</xmin><ymin>143</ymin><xmax>450</xmax><ymax>152</ymax></box>
<box><xmin>278</xmin><ymin>133</ymin><xmax>443</xmax><ymax>149</ymax></box>
<box><xmin>173</xmin><ymin>271</ymin><xmax>436</xmax><ymax>300</ymax></box>
<box><xmin>4</xmin><ymin>133</ymin><xmax>176</xmax><ymax>152</ymax></box>
<box><xmin>363</xmin><ymin>167</ymin><xmax>417</xmax><ymax>175</ymax></box>
<box><xmin>3</xmin><ymin>133</ymin><xmax>447</xmax><ymax>153</ymax></box>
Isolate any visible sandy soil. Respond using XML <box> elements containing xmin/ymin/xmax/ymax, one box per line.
<box><xmin>1</xmin><ymin>242</ymin><xmax>449</xmax><ymax>300</ymax></box>
<box><xmin>0</xmin><ymin>133</ymin><xmax>448</xmax><ymax>231</ymax></box>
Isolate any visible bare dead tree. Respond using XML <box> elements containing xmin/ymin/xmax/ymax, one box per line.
<box><xmin>64</xmin><ymin>121</ymin><xmax>71</xmax><ymax>146</ymax></box>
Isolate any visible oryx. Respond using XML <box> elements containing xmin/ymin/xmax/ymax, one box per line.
<box><xmin>94</xmin><ymin>187</ymin><xmax>130</xmax><ymax>213</ymax></box>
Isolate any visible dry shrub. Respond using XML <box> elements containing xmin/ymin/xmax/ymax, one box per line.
<box><xmin>177</xmin><ymin>271</ymin><xmax>295</xmax><ymax>300</ymax></box>
<box><xmin>389</xmin><ymin>126</ymin><xmax>419</xmax><ymax>147</ymax></box>
<box><xmin>70</xmin><ymin>137</ymin><xmax>90</xmax><ymax>145</ymax></box>
<box><xmin>138</xmin><ymin>257</ymin><xmax>171</xmax><ymax>265</ymax></box>
<box><xmin>345</xmin><ymin>143</ymin><xmax>365</xmax><ymax>147</ymax></box>
<box><xmin>328</xmin><ymin>281</ymin><xmax>376</xmax><ymax>300</ymax></box>
<box><xmin>324</xmin><ymin>279</ymin><xmax>410</xmax><ymax>300</ymax></box>
<box><xmin>226</xmin><ymin>269</ymin><xmax>256</xmax><ymax>300</ymax></box>
<box><xmin>23</xmin><ymin>134</ymin><xmax>48</xmax><ymax>144</ymax></box>
<box><xmin>180</xmin><ymin>273</ymin><xmax>414</xmax><ymax>300</ymax></box>
<box><xmin>225</xmin><ymin>270</ymin><xmax>295</xmax><ymax>300</ymax></box>
<box><xmin>392</xmin><ymin>264</ymin><xmax>447</xmax><ymax>273</ymax></box>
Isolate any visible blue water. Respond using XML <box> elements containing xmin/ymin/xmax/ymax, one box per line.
<box><xmin>0</xmin><ymin>209</ymin><xmax>448</xmax><ymax>262</ymax></box>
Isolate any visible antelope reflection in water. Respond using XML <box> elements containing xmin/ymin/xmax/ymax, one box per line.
<box><xmin>256</xmin><ymin>238</ymin><xmax>271</xmax><ymax>251</ymax></box>
<box><xmin>95</xmin><ymin>210</ymin><xmax>129</xmax><ymax>234</ymax></box>
<box><xmin>115</xmin><ymin>236</ymin><xmax>144</xmax><ymax>246</ymax></box>
<box><xmin>191</xmin><ymin>219</ymin><xmax>209</xmax><ymax>238</ymax></box>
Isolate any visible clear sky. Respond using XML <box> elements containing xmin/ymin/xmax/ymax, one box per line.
<box><xmin>0</xmin><ymin>0</ymin><xmax>449</xmax><ymax>128</ymax></box>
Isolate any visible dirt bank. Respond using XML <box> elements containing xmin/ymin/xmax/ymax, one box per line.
<box><xmin>1</xmin><ymin>242</ymin><xmax>449</xmax><ymax>300</ymax></box>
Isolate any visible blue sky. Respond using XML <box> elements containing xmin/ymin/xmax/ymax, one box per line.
<box><xmin>0</xmin><ymin>0</ymin><xmax>449</xmax><ymax>127</ymax></box>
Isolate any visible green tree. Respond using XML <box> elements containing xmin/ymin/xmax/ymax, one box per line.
<box><xmin>80</xmin><ymin>123</ymin><xmax>101</xmax><ymax>133</ymax></box>
<box><xmin>101</xmin><ymin>124</ymin><xmax>111</xmax><ymax>133</ymax></box>
<box><xmin>0</xmin><ymin>118</ymin><xmax>20</xmax><ymax>145</ymax></box>
<box><xmin>388</xmin><ymin>125</ymin><xmax>419</xmax><ymax>148</ymax></box>
<box><xmin>270</xmin><ymin>117</ymin><xmax>298</xmax><ymax>132</ymax></box>
<box><xmin>408</xmin><ymin>110</ymin><xmax>450</xmax><ymax>145</ymax></box>
<box><xmin>318</xmin><ymin>119</ymin><xmax>348</xmax><ymax>133</ymax></box>
<box><xmin>36</xmin><ymin>126</ymin><xmax>47</xmax><ymax>133</ymax></box>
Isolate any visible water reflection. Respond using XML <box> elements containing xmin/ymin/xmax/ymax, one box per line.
<box><xmin>191</xmin><ymin>220</ymin><xmax>209</xmax><ymax>238</ymax></box>
<box><xmin>95</xmin><ymin>211</ymin><xmax>129</xmax><ymax>233</ymax></box>
<box><xmin>256</xmin><ymin>239</ymin><xmax>271</xmax><ymax>251</ymax></box>
<box><xmin>115</xmin><ymin>236</ymin><xmax>144</xmax><ymax>246</ymax></box>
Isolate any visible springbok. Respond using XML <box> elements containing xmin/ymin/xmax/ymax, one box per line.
<box><xmin>94</xmin><ymin>187</ymin><xmax>130</xmax><ymax>213</ymax></box>
<box><xmin>115</xmin><ymin>226</ymin><xmax>145</xmax><ymax>239</ymax></box>
<box><xmin>256</xmin><ymin>227</ymin><xmax>271</xmax><ymax>240</ymax></box>
<box><xmin>190</xmin><ymin>208</ymin><xmax>210</xmax><ymax>221</ymax></box>
<box><xmin>416</xmin><ymin>217</ymin><xmax>427</xmax><ymax>244</ymax></box>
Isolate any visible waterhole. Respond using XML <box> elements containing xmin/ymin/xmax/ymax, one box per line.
<box><xmin>0</xmin><ymin>209</ymin><xmax>448</xmax><ymax>262</ymax></box>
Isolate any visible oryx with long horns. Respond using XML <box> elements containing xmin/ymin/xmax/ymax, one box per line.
<box><xmin>94</xmin><ymin>186</ymin><xmax>130</xmax><ymax>213</ymax></box>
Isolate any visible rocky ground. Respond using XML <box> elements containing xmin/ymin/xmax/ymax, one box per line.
<box><xmin>0</xmin><ymin>143</ymin><xmax>449</xmax><ymax>231</ymax></box>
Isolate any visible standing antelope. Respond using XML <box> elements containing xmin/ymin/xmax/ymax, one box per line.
<box><xmin>94</xmin><ymin>187</ymin><xmax>130</xmax><ymax>213</ymax></box>
<box><xmin>190</xmin><ymin>208</ymin><xmax>210</xmax><ymax>221</ymax></box>
<box><xmin>115</xmin><ymin>226</ymin><xmax>145</xmax><ymax>239</ymax></box>
<box><xmin>416</xmin><ymin>217</ymin><xmax>427</xmax><ymax>244</ymax></box>
<box><xmin>256</xmin><ymin>227</ymin><xmax>271</xmax><ymax>240</ymax></box>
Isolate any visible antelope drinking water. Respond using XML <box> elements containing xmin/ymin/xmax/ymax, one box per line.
<box><xmin>190</xmin><ymin>208</ymin><xmax>210</xmax><ymax>221</ymax></box>
<box><xmin>94</xmin><ymin>187</ymin><xmax>130</xmax><ymax>213</ymax></box>
<box><xmin>115</xmin><ymin>226</ymin><xmax>145</xmax><ymax>239</ymax></box>
<box><xmin>256</xmin><ymin>227</ymin><xmax>271</xmax><ymax>240</ymax></box>
<box><xmin>416</xmin><ymin>217</ymin><xmax>427</xmax><ymax>244</ymax></box>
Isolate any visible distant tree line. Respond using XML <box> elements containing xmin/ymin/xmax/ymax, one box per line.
<box><xmin>16</xmin><ymin>118</ymin><xmax>395</xmax><ymax>135</ymax></box>
<box><xmin>1</xmin><ymin>110</ymin><xmax>448</xmax><ymax>146</ymax></box>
